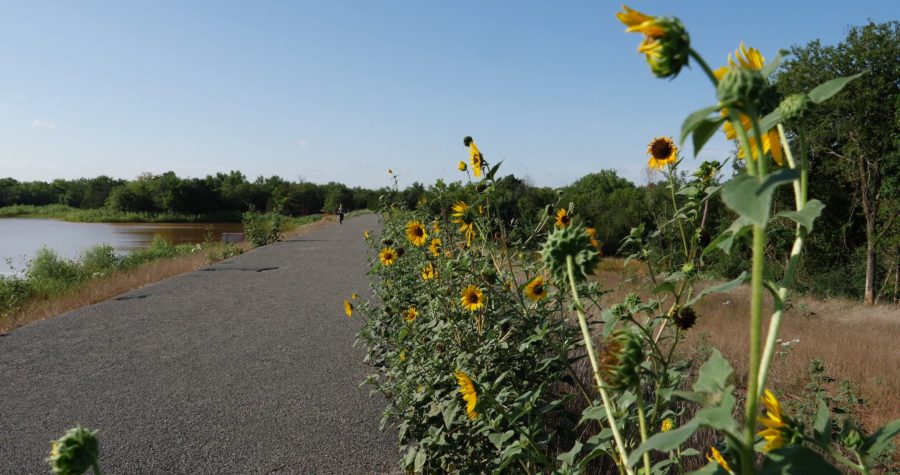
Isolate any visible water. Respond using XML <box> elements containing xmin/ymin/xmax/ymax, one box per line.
<box><xmin>0</xmin><ymin>219</ymin><xmax>243</xmax><ymax>276</ymax></box>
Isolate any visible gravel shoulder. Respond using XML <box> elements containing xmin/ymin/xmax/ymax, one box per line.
<box><xmin>0</xmin><ymin>214</ymin><xmax>396</xmax><ymax>474</ymax></box>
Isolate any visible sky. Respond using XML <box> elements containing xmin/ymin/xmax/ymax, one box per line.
<box><xmin>0</xmin><ymin>1</ymin><xmax>896</xmax><ymax>189</ymax></box>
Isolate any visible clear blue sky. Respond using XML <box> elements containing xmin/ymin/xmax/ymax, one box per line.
<box><xmin>0</xmin><ymin>1</ymin><xmax>895</xmax><ymax>188</ymax></box>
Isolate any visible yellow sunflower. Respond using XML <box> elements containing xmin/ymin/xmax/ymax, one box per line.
<box><xmin>431</xmin><ymin>222</ymin><xmax>441</xmax><ymax>235</ymax></box>
<box><xmin>351</xmin><ymin>293</ymin><xmax>359</xmax><ymax>299</ymax></box>
<box><xmin>555</xmin><ymin>208</ymin><xmax>571</xmax><ymax>228</ymax></box>
<box><xmin>343</xmin><ymin>299</ymin><xmax>353</xmax><ymax>318</ymax></box>
<box><xmin>524</xmin><ymin>276</ymin><xmax>548</xmax><ymax>302</ymax></box>
<box><xmin>647</xmin><ymin>137</ymin><xmax>678</xmax><ymax>170</ymax></box>
<box><xmin>403</xmin><ymin>306</ymin><xmax>418</xmax><ymax>322</ymax></box>
<box><xmin>451</xmin><ymin>201</ymin><xmax>477</xmax><ymax>245</ymax></box>
<box><xmin>405</xmin><ymin>220</ymin><xmax>428</xmax><ymax>246</ymax></box>
<box><xmin>454</xmin><ymin>370</ymin><xmax>479</xmax><ymax>420</ymax></box>
<box><xmin>585</xmin><ymin>227</ymin><xmax>602</xmax><ymax>251</ymax></box>
<box><xmin>715</xmin><ymin>43</ymin><xmax>784</xmax><ymax>165</ymax></box>
<box><xmin>428</xmin><ymin>238</ymin><xmax>442</xmax><ymax>257</ymax></box>
<box><xmin>457</xmin><ymin>160</ymin><xmax>467</xmax><ymax>172</ymax></box>
<box><xmin>468</xmin><ymin>141</ymin><xmax>484</xmax><ymax>178</ymax></box>
<box><xmin>616</xmin><ymin>5</ymin><xmax>689</xmax><ymax>78</ymax></box>
<box><xmin>706</xmin><ymin>447</ymin><xmax>733</xmax><ymax>474</ymax></box>
<box><xmin>661</xmin><ymin>418</ymin><xmax>675</xmax><ymax>432</ymax></box>
<box><xmin>421</xmin><ymin>262</ymin><xmax>437</xmax><ymax>280</ymax></box>
<box><xmin>757</xmin><ymin>389</ymin><xmax>789</xmax><ymax>452</ymax></box>
<box><xmin>460</xmin><ymin>285</ymin><xmax>485</xmax><ymax>312</ymax></box>
<box><xmin>364</xmin><ymin>229</ymin><xmax>370</xmax><ymax>240</ymax></box>
<box><xmin>379</xmin><ymin>247</ymin><xmax>398</xmax><ymax>266</ymax></box>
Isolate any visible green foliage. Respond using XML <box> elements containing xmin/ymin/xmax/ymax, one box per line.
<box><xmin>242</xmin><ymin>207</ymin><xmax>284</xmax><ymax>247</ymax></box>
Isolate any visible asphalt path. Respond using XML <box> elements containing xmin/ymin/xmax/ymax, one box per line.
<box><xmin>0</xmin><ymin>214</ymin><xmax>397</xmax><ymax>474</ymax></box>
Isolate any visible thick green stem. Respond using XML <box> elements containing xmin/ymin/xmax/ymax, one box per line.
<box><xmin>667</xmin><ymin>169</ymin><xmax>690</xmax><ymax>260</ymax></box>
<box><xmin>689</xmin><ymin>49</ymin><xmax>719</xmax><ymax>86</ymax></box>
<box><xmin>636</xmin><ymin>392</ymin><xmax>652</xmax><ymax>475</ymax></box>
<box><xmin>566</xmin><ymin>256</ymin><xmax>635</xmax><ymax>475</ymax></box>
<box><xmin>742</xmin><ymin>224</ymin><xmax>766</xmax><ymax>475</ymax></box>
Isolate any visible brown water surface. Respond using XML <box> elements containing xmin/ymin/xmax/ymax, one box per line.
<box><xmin>0</xmin><ymin>219</ymin><xmax>242</xmax><ymax>275</ymax></box>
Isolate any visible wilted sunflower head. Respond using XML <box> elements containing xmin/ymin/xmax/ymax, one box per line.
<box><xmin>555</xmin><ymin>208</ymin><xmax>572</xmax><ymax>228</ymax></box>
<box><xmin>617</xmin><ymin>6</ymin><xmax>690</xmax><ymax>78</ymax></box>
<box><xmin>464</xmin><ymin>137</ymin><xmax>484</xmax><ymax>178</ymax></box>
<box><xmin>599</xmin><ymin>330</ymin><xmax>644</xmax><ymax>390</ymax></box>
<box><xmin>454</xmin><ymin>369</ymin><xmax>479</xmax><ymax>420</ymax></box>
<box><xmin>460</xmin><ymin>285</ymin><xmax>485</xmax><ymax>312</ymax></box>
<box><xmin>405</xmin><ymin>220</ymin><xmax>428</xmax><ymax>246</ymax></box>
<box><xmin>524</xmin><ymin>276</ymin><xmax>548</xmax><ymax>302</ymax></box>
<box><xmin>379</xmin><ymin>247</ymin><xmax>398</xmax><ymax>266</ymax></box>
<box><xmin>421</xmin><ymin>261</ymin><xmax>437</xmax><ymax>280</ymax></box>
<box><xmin>541</xmin><ymin>224</ymin><xmax>600</xmax><ymax>283</ymax></box>
<box><xmin>647</xmin><ymin>137</ymin><xmax>678</xmax><ymax>170</ymax></box>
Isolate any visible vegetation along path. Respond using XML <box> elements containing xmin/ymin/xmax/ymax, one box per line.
<box><xmin>0</xmin><ymin>214</ymin><xmax>397</xmax><ymax>474</ymax></box>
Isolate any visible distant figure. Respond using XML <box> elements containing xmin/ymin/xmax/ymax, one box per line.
<box><xmin>338</xmin><ymin>204</ymin><xmax>345</xmax><ymax>225</ymax></box>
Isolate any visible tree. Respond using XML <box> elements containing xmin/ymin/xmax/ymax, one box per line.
<box><xmin>777</xmin><ymin>21</ymin><xmax>900</xmax><ymax>304</ymax></box>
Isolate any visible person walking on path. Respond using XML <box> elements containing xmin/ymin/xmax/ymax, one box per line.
<box><xmin>338</xmin><ymin>203</ymin><xmax>345</xmax><ymax>224</ymax></box>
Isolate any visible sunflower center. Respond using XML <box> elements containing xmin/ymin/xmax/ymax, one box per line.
<box><xmin>533</xmin><ymin>284</ymin><xmax>544</xmax><ymax>295</ymax></box>
<box><xmin>467</xmin><ymin>294</ymin><xmax>479</xmax><ymax>303</ymax></box>
<box><xmin>414</xmin><ymin>227</ymin><xmax>424</xmax><ymax>237</ymax></box>
<box><xmin>650</xmin><ymin>139</ymin><xmax>673</xmax><ymax>159</ymax></box>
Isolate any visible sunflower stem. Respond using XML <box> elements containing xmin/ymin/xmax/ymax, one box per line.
<box><xmin>667</xmin><ymin>167</ymin><xmax>690</xmax><ymax>260</ymax></box>
<box><xmin>636</xmin><ymin>390</ymin><xmax>652</xmax><ymax>475</ymax></box>
<box><xmin>689</xmin><ymin>49</ymin><xmax>719</xmax><ymax>86</ymax></box>
<box><xmin>566</xmin><ymin>255</ymin><xmax>634</xmax><ymax>475</ymax></box>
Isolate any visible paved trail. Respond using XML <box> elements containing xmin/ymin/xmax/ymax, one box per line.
<box><xmin>0</xmin><ymin>214</ymin><xmax>396</xmax><ymax>474</ymax></box>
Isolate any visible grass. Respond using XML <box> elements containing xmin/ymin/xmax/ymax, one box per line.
<box><xmin>0</xmin><ymin>204</ymin><xmax>242</xmax><ymax>223</ymax></box>
<box><xmin>0</xmin><ymin>213</ymin><xmax>338</xmax><ymax>333</ymax></box>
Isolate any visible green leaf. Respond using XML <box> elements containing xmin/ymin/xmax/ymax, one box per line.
<box><xmin>557</xmin><ymin>440</ymin><xmax>583</xmax><ymax>466</ymax></box>
<box><xmin>681</xmin><ymin>105</ymin><xmax>720</xmax><ymax>145</ymax></box>
<box><xmin>813</xmin><ymin>398</ymin><xmax>832</xmax><ymax>448</ymax></box>
<box><xmin>627</xmin><ymin>420</ymin><xmax>701</xmax><ymax>467</ymax></box>
<box><xmin>703</xmin><ymin>216</ymin><xmax>753</xmax><ymax>256</ymax></box>
<box><xmin>808</xmin><ymin>72</ymin><xmax>865</xmax><ymax>104</ymax></box>
<box><xmin>652</xmin><ymin>281</ymin><xmax>676</xmax><ymax>295</ymax></box>
<box><xmin>685</xmin><ymin>272</ymin><xmax>749</xmax><ymax>307</ymax></box>
<box><xmin>693</xmin><ymin>118</ymin><xmax>726</xmax><ymax>157</ymax></box>
<box><xmin>680</xmin><ymin>448</ymin><xmax>701</xmax><ymax>457</ymax></box>
<box><xmin>414</xmin><ymin>448</ymin><xmax>427</xmax><ymax>472</ymax></box>
<box><xmin>777</xmin><ymin>199</ymin><xmax>825</xmax><ymax>232</ymax></box>
<box><xmin>721</xmin><ymin>170</ymin><xmax>799</xmax><ymax>226</ymax></box>
<box><xmin>761</xmin><ymin>49</ymin><xmax>790</xmax><ymax>78</ymax></box>
<box><xmin>488</xmin><ymin>430</ymin><xmax>515</xmax><ymax>451</ymax></box>
<box><xmin>760</xmin><ymin>446</ymin><xmax>842</xmax><ymax>475</ymax></box>
<box><xmin>578</xmin><ymin>403</ymin><xmax>609</xmax><ymax>426</ymax></box>
<box><xmin>686</xmin><ymin>462</ymin><xmax>729</xmax><ymax>475</ymax></box>
<box><xmin>755</xmin><ymin>109</ymin><xmax>783</xmax><ymax>135</ymax></box>
<box><xmin>485</xmin><ymin>160</ymin><xmax>504</xmax><ymax>181</ymax></box>
<box><xmin>693</xmin><ymin>349</ymin><xmax>734</xmax><ymax>394</ymax></box>
<box><xmin>861</xmin><ymin>418</ymin><xmax>900</xmax><ymax>462</ymax></box>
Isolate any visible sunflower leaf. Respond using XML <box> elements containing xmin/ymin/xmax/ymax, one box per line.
<box><xmin>485</xmin><ymin>160</ymin><xmax>504</xmax><ymax>181</ymax></box>
<box><xmin>813</xmin><ymin>398</ymin><xmax>832</xmax><ymax>448</ymax></box>
<box><xmin>777</xmin><ymin>199</ymin><xmax>825</xmax><ymax>232</ymax></box>
<box><xmin>754</xmin><ymin>109</ymin><xmax>783</xmax><ymax>135</ymax></box>
<box><xmin>808</xmin><ymin>72</ymin><xmax>865</xmax><ymax>104</ymax></box>
<box><xmin>721</xmin><ymin>170</ymin><xmax>798</xmax><ymax>226</ymax></box>
<box><xmin>627</xmin><ymin>420</ymin><xmax>701</xmax><ymax>467</ymax></box>
<box><xmin>861</xmin><ymin>418</ymin><xmax>900</xmax><ymax>464</ymax></box>
<box><xmin>681</xmin><ymin>105</ymin><xmax>719</xmax><ymax>145</ymax></box>
<box><xmin>761</xmin><ymin>49</ymin><xmax>790</xmax><ymax>78</ymax></box>
<box><xmin>760</xmin><ymin>446</ymin><xmax>842</xmax><ymax>475</ymax></box>
<box><xmin>692</xmin><ymin>118</ymin><xmax>725</xmax><ymax>157</ymax></box>
<box><xmin>703</xmin><ymin>216</ymin><xmax>752</xmax><ymax>256</ymax></box>
<box><xmin>685</xmin><ymin>272</ymin><xmax>749</xmax><ymax>307</ymax></box>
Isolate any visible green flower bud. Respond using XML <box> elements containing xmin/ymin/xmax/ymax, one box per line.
<box><xmin>646</xmin><ymin>17</ymin><xmax>691</xmax><ymax>79</ymax></box>
<box><xmin>681</xmin><ymin>262</ymin><xmax>696</xmax><ymax>278</ymax></box>
<box><xmin>842</xmin><ymin>423</ymin><xmax>864</xmax><ymax>449</ymax></box>
<box><xmin>779</xmin><ymin>93</ymin><xmax>813</xmax><ymax>126</ymax></box>
<box><xmin>545</xmin><ymin>204</ymin><xmax>555</xmax><ymax>216</ymax></box>
<box><xmin>717</xmin><ymin>66</ymin><xmax>765</xmax><ymax>106</ymax></box>
<box><xmin>47</xmin><ymin>426</ymin><xmax>99</xmax><ymax>475</ymax></box>
<box><xmin>624</xmin><ymin>293</ymin><xmax>641</xmax><ymax>308</ymax></box>
<box><xmin>600</xmin><ymin>330</ymin><xmax>644</xmax><ymax>389</ymax></box>
<box><xmin>475</xmin><ymin>182</ymin><xmax>488</xmax><ymax>193</ymax></box>
<box><xmin>540</xmin><ymin>225</ymin><xmax>600</xmax><ymax>283</ymax></box>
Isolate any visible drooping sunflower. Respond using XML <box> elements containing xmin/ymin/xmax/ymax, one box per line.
<box><xmin>647</xmin><ymin>136</ymin><xmax>678</xmax><ymax>170</ymax></box>
<box><xmin>464</xmin><ymin>137</ymin><xmax>484</xmax><ymax>178</ymax></box>
<box><xmin>351</xmin><ymin>293</ymin><xmax>359</xmax><ymax>300</ymax></box>
<box><xmin>403</xmin><ymin>306</ymin><xmax>418</xmax><ymax>322</ymax></box>
<box><xmin>379</xmin><ymin>247</ymin><xmax>398</xmax><ymax>266</ymax></box>
<box><xmin>585</xmin><ymin>227</ymin><xmax>602</xmax><ymax>251</ymax></box>
<box><xmin>706</xmin><ymin>447</ymin><xmax>732</xmax><ymax>474</ymax></box>
<box><xmin>363</xmin><ymin>229</ymin><xmax>370</xmax><ymax>240</ymax></box>
<box><xmin>555</xmin><ymin>208</ymin><xmax>571</xmax><ymax>228</ymax></box>
<box><xmin>454</xmin><ymin>370</ymin><xmax>479</xmax><ymax>420</ymax></box>
<box><xmin>616</xmin><ymin>5</ymin><xmax>690</xmax><ymax>79</ymax></box>
<box><xmin>421</xmin><ymin>262</ymin><xmax>437</xmax><ymax>280</ymax></box>
<box><xmin>524</xmin><ymin>276</ymin><xmax>548</xmax><ymax>302</ymax></box>
<box><xmin>343</xmin><ymin>299</ymin><xmax>353</xmax><ymax>318</ymax></box>
<box><xmin>405</xmin><ymin>220</ymin><xmax>428</xmax><ymax>247</ymax></box>
<box><xmin>428</xmin><ymin>238</ymin><xmax>442</xmax><ymax>257</ymax></box>
<box><xmin>451</xmin><ymin>201</ymin><xmax>477</xmax><ymax>245</ymax></box>
<box><xmin>457</xmin><ymin>160</ymin><xmax>467</xmax><ymax>172</ymax></box>
<box><xmin>460</xmin><ymin>285</ymin><xmax>485</xmax><ymax>312</ymax></box>
<box><xmin>715</xmin><ymin>43</ymin><xmax>784</xmax><ymax>165</ymax></box>
<box><xmin>757</xmin><ymin>389</ymin><xmax>789</xmax><ymax>452</ymax></box>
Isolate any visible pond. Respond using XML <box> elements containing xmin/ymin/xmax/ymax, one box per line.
<box><xmin>0</xmin><ymin>219</ymin><xmax>243</xmax><ymax>276</ymax></box>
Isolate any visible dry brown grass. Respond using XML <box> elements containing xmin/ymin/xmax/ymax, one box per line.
<box><xmin>0</xmin><ymin>218</ymin><xmax>335</xmax><ymax>334</ymax></box>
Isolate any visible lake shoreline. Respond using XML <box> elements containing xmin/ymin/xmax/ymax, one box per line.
<box><xmin>0</xmin><ymin>204</ymin><xmax>243</xmax><ymax>223</ymax></box>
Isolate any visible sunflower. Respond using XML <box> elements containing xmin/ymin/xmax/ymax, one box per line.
<box><xmin>431</xmin><ymin>222</ymin><xmax>441</xmax><ymax>235</ymax></box>
<box><xmin>428</xmin><ymin>238</ymin><xmax>442</xmax><ymax>257</ymax></box>
<box><xmin>343</xmin><ymin>299</ymin><xmax>353</xmax><ymax>318</ymax></box>
<box><xmin>706</xmin><ymin>447</ymin><xmax>733</xmax><ymax>474</ymax></box>
<box><xmin>379</xmin><ymin>247</ymin><xmax>398</xmax><ymax>266</ymax></box>
<box><xmin>555</xmin><ymin>208</ymin><xmax>571</xmax><ymax>228</ymax></box>
<box><xmin>616</xmin><ymin>5</ymin><xmax>690</xmax><ymax>79</ymax></box>
<box><xmin>364</xmin><ymin>229</ymin><xmax>370</xmax><ymax>240</ymax></box>
<box><xmin>421</xmin><ymin>262</ymin><xmax>437</xmax><ymax>280</ymax></box>
<box><xmin>661</xmin><ymin>418</ymin><xmax>675</xmax><ymax>432</ymax></box>
<box><xmin>715</xmin><ymin>43</ymin><xmax>784</xmax><ymax>165</ymax></box>
<box><xmin>451</xmin><ymin>201</ymin><xmax>477</xmax><ymax>244</ymax></box>
<box><xmin>524</xmin><ymin>276</ymin><xmax>548</xmax><ymax>302</ymax></box>
<box><xmin>454</xmin><ymin>370</ymin><xmax>479</xmax><ymax>420</ymax></box>
<box><xmin>405</xmin><ymin>220</ymin><xmax>428</xmax><ymax>246</ymax></box>
<box><xmin>467</xmin><ymin>140</ymin><xmax>484</xmax><ymax>178</ymax></box>
<box><xmin>585</xmin><ymin>227</ymin><xmax>602</xmax><ymax>251</ymax></box>
<box><xmin>457</xmin><ymin>160</ymin><xmax>467</xmax><ymax>172</ymax></box>
<box><xmin>460</xmin><ymin>285</ymin><xmax>485</xmax><ymax>312</ymax></box>
<box><xmin>757</xmin><ymin>389</ymin><xmax>789</xmax><ymax>452</ymax></box>
<box><xmin>647</xmin><ymin>137</ymin><xmax>678</xmax><ymax>170</ymax></box>
<box><xmin>403</xmin><ymin>306</ymin><xmax>418</xmax><ymax>322</ymax></box>
<box><xmin>351</xmin><ymin>293</ymin><xmax>359</xmax><ymax>300</ymax></box>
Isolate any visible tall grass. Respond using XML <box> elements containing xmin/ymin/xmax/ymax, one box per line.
<box><xmin>0</xmin><ymin>204</ymin><xmax>241</xmax><ymax>223</ymax></box>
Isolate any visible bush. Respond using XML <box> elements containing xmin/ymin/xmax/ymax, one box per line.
<box><xmin>242</xmin><ymin>207</ymin><xmax>283</xmax><ymax>247</ymax></box>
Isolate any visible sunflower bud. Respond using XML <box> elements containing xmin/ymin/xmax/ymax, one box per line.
<box><xmin>480</xmin><ymin>268</ymin><xmax>498</xmax><ymax>284</ymax></box>
<box><xmin>841</xmin><ymin>423</ymin><xmax>864</xmax><ymax>449</ymax></box>
<box><xmin>681</xmin><ymin>262</ymin><xmax>696</xmax><ymax>278</ymax></box>
<box><xmin>396</xmin><ymin>246</ymin><xmax>405</xmax><ymax>257</ymax></box>
<box><xmin>540</xmin><ymin>225</ymin><xmax>600</xmax><ymax>283</ymax></box>
<box><xmin>644</xmin><ymin>17</ymin><xmax>690</xmax><ymax>79</ymax></box>
<box><xmin>475</xmin><ymin>182</ymin><xmax>488</xmax><ymax>193</ymax></box>
<box><xmin>382</xmin><ymin>238</ymin><xmax>393</xmax><ymax>246</ymax></box>
<box><xmin>545</xmin><ymin>204</ymin><xmax>555</xmax><ymax>216</ymax></box>
<box><xmin>47</xmin><ymin>426</ymin><xmax>100</xmax><ymax>475</ymax></box>
<box><xmin>779</xmin><ymin>93</ymin><xmax>812</xmax><ymax>126</ymax></box>
<box><xmin>624</xmin><ymin>293</ymin><xmax>641</xmax><ymax>308</ymax></box>
<box><xmin>599</xmin><ymin>330</ymin><xmax>644</xmax><ymax>390</ymax></box>
<box><xmin>717</xmin><ymin>66</ymin><xmax>766</xmax><ymax>106</ymax></box>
